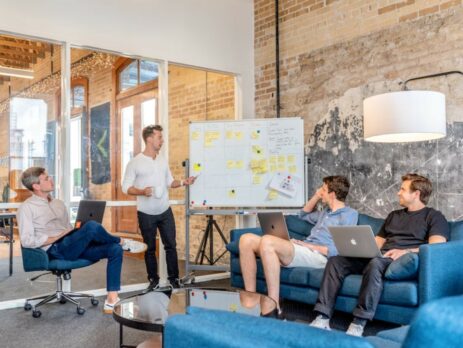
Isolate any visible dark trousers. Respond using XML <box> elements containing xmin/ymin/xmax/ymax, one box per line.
<box><xmin>314</xmin><ymin>256</ymin><xmax>393</xmax><ymax>320</ymax></box>
<box><xmin>138</xmin><ymin>207</ymin><xmax>179</xmax><ymax>283</ymax></box>
<box><xmin>47</xmin><ymin>221</ymin><xmax>123</xmax><ymax>291</ymax></box>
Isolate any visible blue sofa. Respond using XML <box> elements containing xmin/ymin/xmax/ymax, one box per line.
<box><xmin>226</xmin><ymin>213</ymin><xmax>463</xmax><ymax>324</ymax></box>
<box><xmin>164</xmin><ymin>295</ymin><xmax>463</xmax><ymax>348</ymax></box>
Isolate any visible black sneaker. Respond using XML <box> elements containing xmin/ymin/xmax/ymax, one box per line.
<box><xmin>169</xmin><ymin>279</ymin><xmax>181</xmax><ymax>289</ymax></box>
<box><xmin>145</xmin><ymin>280</ymin><xmax>159</xmax><ymax>292</ymax></box>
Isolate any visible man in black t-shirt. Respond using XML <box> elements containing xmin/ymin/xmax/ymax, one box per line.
<box><xmin>310</xmin><ymin>173</ymin><xmax>449</xmax><ymax>336</ymax></box>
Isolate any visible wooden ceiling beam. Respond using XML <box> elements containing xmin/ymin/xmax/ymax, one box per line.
<box><xmin>0</xmin><ymin>54</ymin><xmax>35</xmax><ymax>65</ymax></box>
<box><xmin>0</xmin><ymin>46</ymin><xmax>37</xmax><ymax>58</ymax></box>
<box><xmin>0</xmin><ymin>58</ymin><xmax>31</xmax><ymax>69</ymax></box>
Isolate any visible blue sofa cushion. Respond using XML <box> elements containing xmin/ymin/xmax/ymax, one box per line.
<box><xmin>375</xmin><ymin>326</ymin><xmax>409</xmax><ymax>343</ymax></box>
<box><xmin>231</xmin><ymin>257</ymin><xmax>313</xmax><ymax>285</ymax></box>
<box><xmin>227</xmin><ymin>240</ymin><xmax>240</xmax><ymax>255</ymax></box>
<box><xmin>357</xmin><ymin>214</ymin><xmax>384</xmax><ymax>235</ymax></box>
<box><xmin>285</xmin><ymin>215</ymin><xmax>313</xmax><ymax>239</ymax></box>
<box><xmin>385</xmin><ymin>253</ymin><xmax>419</xmax><ymax>280</ymax></box>
<box><xmin>449</xmin><ymin>220</ymin><xmax>463</xmax><ymax>241</ymax></box>
<box><xmin>340</xmin><ymin>276</ymin><xmax>418</xmax><ymax>306</ymax></box>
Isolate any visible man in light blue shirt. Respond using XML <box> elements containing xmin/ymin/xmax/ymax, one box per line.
<box><xmin>239</xmin><ymin>176</ymin><xmax>358</xmax><ymax>315</ymax></box>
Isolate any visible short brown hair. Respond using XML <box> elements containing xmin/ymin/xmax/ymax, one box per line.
<box><xmin>323</xmin><ymin>176</ymin><xmax>350</xmax><ymax>202</ymax></box>
<box><xmin>401</xmin><ymin>173</ymin><xmax>432</xmax><ymax>205</ymax></box>
<box><xmin>21</xmin><ymin>167</ymin><xmax>46</xmax><ymax>191</ymax></box>
<box><xmin>142</xmin><ymin>124</ymin><xmax>163</xmax><ymax>143</ymax></box>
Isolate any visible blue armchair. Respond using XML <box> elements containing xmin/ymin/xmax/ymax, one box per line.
<box><xmin>22</xmin><ymin>246</ymin><xmax>99</xmax><ymax>318</ymax></box>
<box><xmin>226</xmin><ymin>214</ymin><xmax>463</xmax><ymax>324</ymax></box>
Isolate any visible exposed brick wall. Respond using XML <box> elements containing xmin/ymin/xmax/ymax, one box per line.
<box><xmin>168</xmin><ymin>65</ymin><xmax>236</xmax><ymax>263</ymax></box>
<box><xmin>255</xmin><ymin>0</ymin><xmax>463</xmax><ymax>119</ymax></box>
<box><xmin>255</xmin><ymin>1</ymin><xmax>463</xmax><ymax>219</ymax></box>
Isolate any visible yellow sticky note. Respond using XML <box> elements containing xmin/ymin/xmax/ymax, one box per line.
<box><xmin>252</xmin><ymin>145</ymin><xmax>263</xmax><ymax>156</ymax></box>
<box><xmin>235</xmin><ymin>160</ymin><xmax>244</xmax><ymax>169</ymax></box>
<box><xmin>228</xmin><ymin>189</ymin><xmax>237</xmax><ymax>198</ymax></box>
<box><xmin>226</xmin><ymin>131</ymin><xmax>234</xmax><ymax>139</ymax></box>
<box><xmin>269</xmin><ymin>156</ymin><xmax>277</xmax><ymax>164</ymax></box>
<box><xmin>287</xmin><ymin>155</ymin><xmax>295</xmax><ymax>164</ymax></box>
<box><xmin>268</xmin><ymin>190</ymin><xmax>278</xmax><ymax>200</ymax></box>
<box><xmin>193</xmin><ymin>163</ymin><xmax>202</xmax><ymax>172</ymax></box>
<box><xmin>289</xmin><ymin>165</ymin><xmax>297</xmax><ymax>173</ymax></box>
<box><xmin>250</xmin><ymin>158</ymin><xmax>268</xmax><ymax>174</ymax></box>
<box><xmin>227</xmin><ymin>160</ymin><xmax>235</xmax><ymax>169</ymax></box>
<box><xmin>252</xmin><ymin>175</ymin><xmax>262</xmax><ymax>185</ymax></box>
<box><xmin>278</xmin><ymin>155</ymin><xmax>286</xmax><ymax>163</ymax></box>
<box><xmin>192</xmin><ymin>131</ymin><xmax>201</xmax><ymax>140</ymax></box>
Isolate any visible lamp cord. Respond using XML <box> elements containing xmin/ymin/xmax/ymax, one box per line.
<box><xmin>403</xmin><ymin>70</ymin><xmax>463</xmax><ymax>90</ymax></box>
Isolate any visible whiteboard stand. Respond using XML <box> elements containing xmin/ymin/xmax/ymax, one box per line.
<box><xmin>180</xmin><ymin>159</ymin><xmax>230</xmax><ymax>287</ymax></box>
<box><xmin>194</xmin><ymin>209</ymin><xmax>229</xmax><ymax>265</ymax></box>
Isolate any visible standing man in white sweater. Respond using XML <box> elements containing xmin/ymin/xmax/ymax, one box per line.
<box><xmin>122</xmin><ymin>125</ymin><xmax>196</xmax><ymax>290</ymax></box>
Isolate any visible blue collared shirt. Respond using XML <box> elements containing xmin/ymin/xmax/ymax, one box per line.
<box><xmin>298</xmin><ymin>206</ymin><xmax>358</xmax><ymax>257</ymax></box>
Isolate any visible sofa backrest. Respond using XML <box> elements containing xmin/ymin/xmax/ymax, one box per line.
<box><xmin>449</xmin><ymin>220</ymin><xmax>463</xmax><ymax>241</ymax></box>
<box><xmin>285</xmin><ymin>213</ymin><xmax>385</xmax><ymax>240</ymax></box>
<box><xmin>357</xmin><ymin>214</ymin><xmax>384</xmax><ymax>235</ymax></box>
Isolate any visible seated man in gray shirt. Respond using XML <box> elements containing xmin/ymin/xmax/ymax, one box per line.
<box><xmin>239</xmin><ymin>176</ymin><xmax>358</xmax><ymax>316</ymax></box>
<box><xmin>18</xmin><ymin>167</ymin><xmax>147</xmax><ymax>313</ymax></box>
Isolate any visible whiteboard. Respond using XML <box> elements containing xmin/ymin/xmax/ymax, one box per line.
<box><xmin>188</xmin><ymin>118</ymin><xmax>305</xmax><ymax>207</ymax></box>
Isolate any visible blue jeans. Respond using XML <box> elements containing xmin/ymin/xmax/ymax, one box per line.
<box><xmin>47</xmin><ymin>221</ymin><xmax>123</xmax><ymax>292</ymax></box>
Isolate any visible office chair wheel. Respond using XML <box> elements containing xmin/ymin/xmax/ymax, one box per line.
<box><xmin>24</xmin><ymin>303</ymin><xmax>32</xmax><ymax>311</ymax></box>
<box><xmin>60</xmin><ymin>299</ymin><xmax>67</xmax><ymax>304</ymax></box>
<box><xmin>32</xmin><ymin>310</ymin><xmax>42</xmax><ymax>318</ymax></box>
<box><xmin>77</xmin><ymin>307</ymin><xmax>85</xmax><ymax>315</ymax></box>
<box><xmin>91</xmin><ymin>298</ymin><xmax>99</xmax><ymax>306</ymax></box>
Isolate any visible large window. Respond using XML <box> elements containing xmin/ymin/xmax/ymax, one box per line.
<box><xmin>0</xmin><ymin>34</ymin><xmax>60</xmax><ymax>203</ymax></box>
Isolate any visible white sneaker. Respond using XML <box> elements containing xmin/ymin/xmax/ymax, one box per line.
<box><xmin>121</xmin><ymin>239</ymin><xmax>147</xmax><ymax>253</ymax></box>
<box><xmin>346</xmin><ymin>322</ymin><xmax>364</xmax><ymax>337</ymax></box>
<box><xmin>310</xmin><ymin>315</ymin><xmax>331</xmax><ymax>330</ymax></box>
<box><xmin>103</xmin><ymin>297</ymin><xmax>120</xmax><ymax>314</ymax></box>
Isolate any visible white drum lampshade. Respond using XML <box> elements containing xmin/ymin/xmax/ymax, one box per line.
<box><xmin>363</xmin><ymin>91</ymin><xmax>446</xmax><ymax>143</ymax></box>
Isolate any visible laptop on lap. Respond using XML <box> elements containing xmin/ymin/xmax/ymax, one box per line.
<box><xmin>328</xmin><ymin>226</ymin><xmax>382</xmax><ymax>258</ymax></box>
<box><xmin>74</xmin><ymin>200</ymin><xmax>106</xmax><ymax>228</ymax></box>
<box><xmin>257</xmin><ymin>212</ymin><xmax>290</xmax><ymax>241</ymax></box>
<box><xmin>55</xmin><ymin>200</ymin><xmax>106</xmax><ymax>243</ymax></box>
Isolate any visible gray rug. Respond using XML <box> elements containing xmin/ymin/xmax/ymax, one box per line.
<box><xmin>0</xmin><ymin>256</ymin><xmax>148</xmax><ymax>302</ymax></box>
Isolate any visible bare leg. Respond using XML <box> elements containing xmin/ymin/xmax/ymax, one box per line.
<box><xmin>259</xmin><ymin>235</ymin><xmax>294</xmax><ymax>308</ymax></box>
<box><xmin>107</xmin><ymin>291</ymin><xmax>119</xmax><ymax>304</ymax></box>
<box><xmin>239</xmin><ymin>233</ymin><xmax>263</xmax><ymax>292</ymax></box>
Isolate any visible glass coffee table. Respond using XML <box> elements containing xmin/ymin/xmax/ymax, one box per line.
<box><xmin>113</xmin><ymin>287</ymin><xmax>277</xmax><ymax>348</ymax></box>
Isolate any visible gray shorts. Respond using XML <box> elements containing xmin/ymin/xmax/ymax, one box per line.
<box><xmin>284</xmin><ymin>243</ymin><xmax>328</xmax><ymax>268</ymax></box>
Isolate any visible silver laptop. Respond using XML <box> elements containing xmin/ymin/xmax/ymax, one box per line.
<box><xmin>329</xmin><ymin>225</ymin><xmax>382</xmax><ymax>258</ymax></box>
<box><xmin>257</xmin><ymin>212</ymin><xmax>290</xmax><ymax>241</ymax></box>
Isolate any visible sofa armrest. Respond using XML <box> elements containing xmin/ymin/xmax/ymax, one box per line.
<box><xmin>419</xmin><ymin>241</ymin><xmax>463</xmax><ymax>304</ymax></box>
<box><xmin>230</xmin><ymin>227</ymin><xmax>262</xmax><ymax>242</ymax></box>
